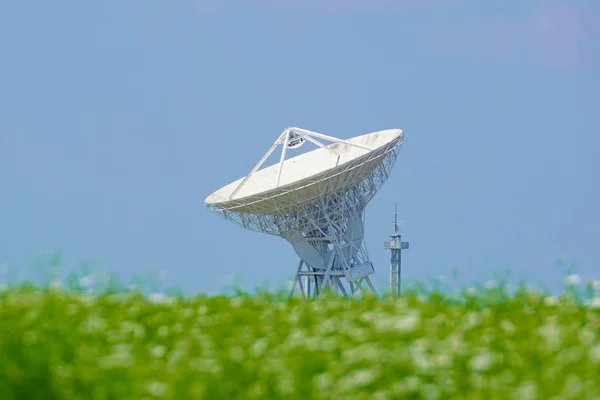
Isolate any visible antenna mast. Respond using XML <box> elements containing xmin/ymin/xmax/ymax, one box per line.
<box><xmin>383</xmin><ymin>204</ymin><xmax>409</xmax><ymax>296</ymax></box>
<box><xmin>393</xmin><ymin>203</ymin><xmax>400</xmax><ymax>234</ymax></box>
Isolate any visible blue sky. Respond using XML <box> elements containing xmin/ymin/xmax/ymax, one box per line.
<box><xmin>1</xmin><ymin>0</ymin><xmax>599</xmax><ymax>294</ymax></box>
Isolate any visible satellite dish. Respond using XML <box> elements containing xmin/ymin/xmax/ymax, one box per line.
<box><xmin>205</xmin><ymin>127</ymin><xmax>405</xmax><ymax>298</ymax></box>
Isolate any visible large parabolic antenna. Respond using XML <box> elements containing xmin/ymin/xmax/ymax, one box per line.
<box><xmin>205</xmin><ymin>127</ymin><xmax>405</xmax><ymax>298</ymax></box>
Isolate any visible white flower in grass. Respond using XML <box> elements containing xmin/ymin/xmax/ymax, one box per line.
<box><xmin>338</xmin><ymin>368</ymin><xmax>380</xmax><ymax>391</ymax></box>
<box><xmin>79</xmin><ymin>275</ymin><xmax>94</xmax><ymax>288</ymax></box>
<box><xmin>501</xmin><ymin>320</ymin><xmax>516</xmax><ymax>335</ymax></box>
<box><xmin>590</xmin><ymin>345</ymin><xmax>600</xmax><ymax>365</ymax></box>
<box><xmin>564</xmin><ymin>274</ymin><xmax>581</xmax><ymax>286</ymax></box>
<box><xmin>470</xmin><ymin>353</ymin><xmax>495</xmax><ymax>372</ymax></box>
<box><xmin>525</xmin><ymin>284</ymin><xmax>538</xmax><ymax>294</ymax></box>
<box><xmin>150</xmin><ymin>345</ymin><xmax>166</xmax><ymax>358</ymax></box>
<box><xmin>514</xmin><ymin>381</ymin><xmax>538</xmax><ymax>400</ymax></box>
<box><xmin>50</xmin><ymin>279</ymin><xmax>62</xmax><ymax>289</ymax></box>
<box><xmin>544</xmin><ymin>296</ymin><xmax>559</xmax><ymax>306</ymax></box>
<box><xmin>314</xmin><ymin>373</ymin><xmax>334</xmax><ymax>391</ymax></box>
<box><xmin>395</xmin><ymin>312</ymin><xmax>421</xmax><ymax>333</ymax></box>
<box><xmin>585</xmin><ymin>277</ymin><xmax>600</xmax><ymax>290</ymax></box>
<box><xmin>147</xmin><ymin>381</ymin><xmax>168</xmax><ymax>397</ymax></box>
<box><xmin>230</xmin><ymin>298</ymin><xmax>243</xmax><ymax>308</ymax></box>
<box><xmin>149</xmin><ymin>293</ymin><xmax>174</xmax><ymax>304</ymax></box>
<box><xmin>484</xmin><ymin>280</ymin><xmax>496</xmax><ymax>290</ymax></box>
<box><xmin>585</xmin><ymin>297</ymin><xmax>600</xmax><ymax>309</ymax></box>
<box><xmin>465</xmin><ymin>287</ymin><xmax>476</xmax><ymax>296</ymax></box>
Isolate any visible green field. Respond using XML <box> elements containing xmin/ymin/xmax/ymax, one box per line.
<box><xmin>1</xmin><ymin>272</ymin><xmax>600</xmax><ymax>399</ymax></box>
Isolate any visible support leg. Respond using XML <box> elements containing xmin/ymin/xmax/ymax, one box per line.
<box><xmin>353</xmin><ymin>279</ymin><xmax>364</xmax><ymax>298</ymax></box>
<box><xmin>288</xmin><ymin>260</ymin><xmax>304</xmax><ymax>299</ymax></box>
<box><xmin>364</xmin><ymin>276</ymin><xmax>380</xmax><ymax>298</ymax></box>
<box><xmin>297</xmin><ymin>276</ymin><xmax>306</xmax><ymax>299</ymax></box>
<box><xmin>321</xmin><ymin>253</ymin><xmax>336</xmax><ymax>287</ymax></box>
<box><xmin>335</xmin><ymin>277</ymin><xmax>349</xmax><ymax>298</ymax></box>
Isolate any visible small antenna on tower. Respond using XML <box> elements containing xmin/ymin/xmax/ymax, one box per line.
<box><xmin>390</xmin><ymin>203</ymin><xmax>403</xmax><ymax>235</ymax></box>
<box><xmin>384</xmin><ymin>204</ymin><xmax>409</xmax><ymax>296</ymax></box>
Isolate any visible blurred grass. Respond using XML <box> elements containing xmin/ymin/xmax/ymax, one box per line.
<box><xmin>0</xmin><ymin>257</ymin><xmax>600</xmax><ymax>399</ymax></box>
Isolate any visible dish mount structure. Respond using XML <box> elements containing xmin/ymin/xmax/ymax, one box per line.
<box><xmin>205</xmin><ymin>127</ymin><xmax>405</xmax><ymax>298</ymax></box>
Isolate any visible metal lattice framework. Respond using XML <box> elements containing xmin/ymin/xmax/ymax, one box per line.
<box><xmin>206</xmin><ymin>127</ymin><xmax>404</xmax><ymax>298</ymax></box>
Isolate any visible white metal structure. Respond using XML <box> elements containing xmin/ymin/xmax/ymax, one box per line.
<box><xmin>205</xmin><ymin>127</ymin><xmax>405</xmax><ymax>298</ymax></box>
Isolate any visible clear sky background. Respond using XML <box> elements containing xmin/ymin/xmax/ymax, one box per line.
<box><xmin>1</xmin><ymin>0</ymin><xmax>599</xmax><ymax>295</ymax></box>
